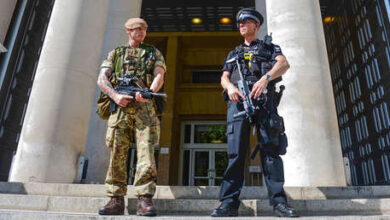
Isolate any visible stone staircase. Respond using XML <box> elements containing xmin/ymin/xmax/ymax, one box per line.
<box><xmin>0</xmin><ymin>182</ymin><xmax>390</xmax><ymax>219</ymax></box>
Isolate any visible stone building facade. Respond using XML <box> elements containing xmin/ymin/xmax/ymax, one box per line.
<box><xmin>1</xmin><ymin>0</ymin><xmax>389</xmax><ymax>187</ymax></box>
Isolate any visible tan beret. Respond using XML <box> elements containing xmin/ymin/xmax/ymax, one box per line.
<box><xmin>124</xmin><ymin>18</ymin><xmax>148</xmax><ymax>29</ymax></box>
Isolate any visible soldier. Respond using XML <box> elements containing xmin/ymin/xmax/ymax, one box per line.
<box><xmin>211</xmin><ymin>9</ymin><xmax>298</xmax><ymax>217</ymax></box>
<box><xmin>97</xmin><ymin>18</ymin><xmax>166</xmax><ymax>216</ymax></box>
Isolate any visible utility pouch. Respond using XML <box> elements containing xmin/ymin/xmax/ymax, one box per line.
<box><xmin>278</xmin><ymin>133</ymin><xmax>288</xmax><ymax>155</ymax></box>
<box><xmin>269</xmin><ymin>113</ymin><xmax>285</xmax><ymax>133</ymax></box>
<box><xmin>154</xmin><ymin>96</ymin><xmax>166</xmax><ymax>115</ymax></box>
<box><xmin>96</xmin><ymin>92</ymin><xmax>111</xmax><ymax>120</ymax></box>
<box><xmin>267</xmin><ymin>113</ymin><xmax>285</xmax><ymax>146</ymax></box>
<box><xmin>261</xmin><ymin>62</ymin><xmax>272</xmax><ymax>75</ymax></box>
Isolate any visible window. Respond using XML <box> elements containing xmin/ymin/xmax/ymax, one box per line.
<box><xmin>192</xmin><ymin>70</ymin><xmax>221</xmax><ymax>83</ymax></box>
<box><xmin>194</xmin><ymin>124</ymin><xmax>227</xmax><ymax>144</ymax></box>
<box><xmin>368</xmin><ymin>159</ymin><xmax>377</xmax><ymax>184</ymax></box>
<box><xmin>382</xmin><ymin>154</ymin><xmax>390</xmax><ymax>181</ymax></box>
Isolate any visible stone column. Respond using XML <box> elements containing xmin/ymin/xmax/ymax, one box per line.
<box><xmin>9</xmin><ymin>0</ymin><xmax>110</xmax><ymax>183</ymax></box>
<box><xmin>85</xmin><ymin>0</ymin><xmax>142</xmax><ymax>183</ymax></box>
<box><xmin>255</xmin><ymin>0</ymin><xmax>268</xmax><ymax>39</ymax></box>
<box><xmin>0</xmin><ymin>0</ymin><xmax>17</xmax><ymax>44</ymax></box>
<box><xmin>266</xmin><ymin>0</ymin><xmax>346</xmax><ymax>186</ymax></box>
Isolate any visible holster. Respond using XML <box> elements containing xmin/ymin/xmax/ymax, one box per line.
<box><xmin>268</xmin><ymin>113</ymin><xmax>288</xmax><ymax>155</ymax></box>
<box><xmin>251</xmin><ymin>111</ymin><xmax>288</xmax><ymax>158</ymax></box>
<box><xmin>222</xmin><ymin>89</ymin><xmax>229</xmax><ymax>101</ymax></box>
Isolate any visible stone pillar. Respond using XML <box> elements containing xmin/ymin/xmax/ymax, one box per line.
<box><xmin>85</xmin><ymin>0</ymin><xmax>142</xmax><ymax>184</ymax></box>
<box><xmin>0</xmin><ymin>0</ymin><xmax>17</xmax><ymax>44</ymax></box>
<box><xmin>266</xmin><ymin>0</ymin><xmax>346</xmax><ymax>186</ymax></box>
<box><xmin>158</xmin><ymin>36</ymin><xmax>179</xmax><ymax>185</ymax></box>
<box><xmin>9</xmin><ymin>0</ymin><xmax>110</xmax><ymax>183</ymax></box>
<box><xmin>255</xmin><ymin>0</ymin><xmax>268</xmax><ymax>39</ymax></box>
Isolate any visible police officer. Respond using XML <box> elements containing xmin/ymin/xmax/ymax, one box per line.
<box><xmin>97</xmin><ymin>18</ymin><xmax>166</xmax><ymax>216</ymax></box>
<box><xmin>211</xmin><ymin>9</ymin><xmax>298</xmax><ymax>217</ymax></box>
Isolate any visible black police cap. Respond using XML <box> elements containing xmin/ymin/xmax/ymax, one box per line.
<box><xmin>236</xmin><ymin>8</ymin><xmax>264</xmax><ymax>25</ymax></box>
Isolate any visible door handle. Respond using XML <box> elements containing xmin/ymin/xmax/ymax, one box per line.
<box><xmin>208</xmin><ymin>169</ymin><xmax>215</xmax><ymax>179</ymax></box>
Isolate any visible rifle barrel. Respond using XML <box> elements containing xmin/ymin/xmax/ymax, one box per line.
<box><xmin>151</xmin><ymin>93</ymin><xmax>167</xmax><ymax>98</ymax></box>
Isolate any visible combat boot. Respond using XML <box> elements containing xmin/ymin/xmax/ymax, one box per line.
<box><xmin>137</xmin><ymin>195</ymin><xmax>157</xmax><ymax>216</ymax></box>
<box><xmin>273</xmin><ymin>203</ymin><xmax>299</xmax><ymax>217</ymax></box>
<box><xmin>98</xmin><ymin>196</ymin><xmax>124</xmax><ymax>215</ymax></box>
<box><xmin>211</xmin><ymin>202</ymin><xmax>239</xmax><ymax>217</ymax></box>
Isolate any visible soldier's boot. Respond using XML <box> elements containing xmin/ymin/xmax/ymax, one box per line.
<box><xmin>98</xmin><ymin>196</ymin><xmax>125</xmax><ymax>215</ymax></box>
<box><xmin>137</xmin><ymin>195</ymin><xmax>157</xmax><ymax>216</ymax></box>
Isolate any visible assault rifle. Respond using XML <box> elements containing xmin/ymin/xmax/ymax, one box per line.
<box><xmin>226</xmin><ymin>54</ymin><xmax>267</xmax><ymax>123</ymax></box>
<box><xmin>109</xmin><ymin>75</ymin><xmax>167</xmax><ymax>113</ymax></box>
<box><xmin>115</xmin><ymin>75</ymin><xmax>167</xmax><ymax>99</ymax></box>
<box><xmin>233</xmin><ymin>55</ymin><xmax>256</xmax><ymax>123</ymax></box>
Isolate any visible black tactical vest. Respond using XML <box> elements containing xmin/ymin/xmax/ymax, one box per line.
<box><xmin>230</xmin><ymin>40</ymin><xmax>277</xmax><ymax>88</ymax></box>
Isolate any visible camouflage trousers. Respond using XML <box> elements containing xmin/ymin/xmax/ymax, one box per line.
<box><xmin>104</xmin><ymin>101</ymin><xmax>159</xmax><ymax>197</ymax></box>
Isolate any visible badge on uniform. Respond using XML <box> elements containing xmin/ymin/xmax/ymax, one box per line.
<box><xmin>274</xmin><ymin>46</ymin><xmax>281</xmax><ymax>53</ymax></box>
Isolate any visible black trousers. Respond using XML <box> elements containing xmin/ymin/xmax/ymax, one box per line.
<box><xmin>219</xmin><ymin>101</ymin><xmax>287</xmax><ymax>207</ymax></box>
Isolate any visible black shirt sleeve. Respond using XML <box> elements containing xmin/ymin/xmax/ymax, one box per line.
<box><xmin>271</xmin><ymin>44</ymin><xmax>283</xmax><ymax>59</ymax></box>
<box><xmin>222</xmin><ymin>50</ymin><xmax>236</xmax><ymax>73</ymax></box>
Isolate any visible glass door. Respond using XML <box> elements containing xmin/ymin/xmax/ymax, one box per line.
<box><xmin>191</xmin><ymin>149</ymin><xmax>228</xmax><ymax>186</ymax></box>
<box><xmin>181</xmin><ymin>121</ymin><xmax>228</xmax><ymax>186</ymax></box>
<box><xmin>192</xmin><ymin>150</ymin><xmax>210</xmax><ymax>186</ymax></box>
<box><xmin>214</xmin><ymin>150</ymin><xmax>228</xmax><ymax>185</ymax></box>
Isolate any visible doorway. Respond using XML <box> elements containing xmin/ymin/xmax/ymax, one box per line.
<box><xmin>179</xmin><ymin>121</ymin><xmax>228</xmax><ymax>186</ymax></box>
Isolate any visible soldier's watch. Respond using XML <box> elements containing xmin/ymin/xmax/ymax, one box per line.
<box><xmin>266</xmin><ymin>74</ymin><xmax>271</xmax><ymax>81</ymax></box>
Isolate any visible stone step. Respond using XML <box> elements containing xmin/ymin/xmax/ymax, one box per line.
<box><xmin>2</xmin><ymin>209</ymin><xmax>390</xmax><ymax>220</ymax></box>
<box><xmin>1</xmin><ymin>193</ymin><xmax>390</xmax><ymax>216</ymax></box>
<box><xmin>0</xmin><ymin>193</ymin><xmax>252</xmax><ymax>216</ymax></box>
<box><xmin>2</xmin><ymin>182</ymin><xmax>390</xmax><ymax>200</ymax></box>
<box><xmin>1</xmin><ymin>209</ymin><xmax>390</xmax><ymax>220</ymax></box>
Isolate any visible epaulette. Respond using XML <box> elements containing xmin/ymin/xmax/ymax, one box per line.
<box><xmin>139</xmin><ymin>43</ymin><xmax>156</xmax><ymax>54</ymax></box>
<box><xmin>234</xmin><ymin>45</ymin><xmax>244</xmax><ymax>54</ymax></box>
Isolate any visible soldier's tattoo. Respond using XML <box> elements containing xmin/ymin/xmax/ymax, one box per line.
<box><xmin>98</xmin><ymin>68</ymin><xmax>117</xmax><ymax>99</ymax></box>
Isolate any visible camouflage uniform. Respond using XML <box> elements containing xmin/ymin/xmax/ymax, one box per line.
<box><xmin>101</xmin><ymin>44</ymin><xmax>166</xmax><ymax>197</ymax></box>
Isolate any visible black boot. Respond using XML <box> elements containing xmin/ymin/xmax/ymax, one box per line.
<box><xmin>273</xmin><ymin>203</ymin><xmax>299</xmax><ymax>217</ymax></box>
<box><xmin>210</xmin><ymin>202</ymin><xmax>239</xmax><ymax>217</ymax></box>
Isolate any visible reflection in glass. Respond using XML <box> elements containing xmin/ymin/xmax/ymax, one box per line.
<box><xmin>194</xmin><ymin>178</ymin><xmax>209</xmax><ymax>186</ymax></box>
<box><xmin>194</xmin><ymin>151</ymin><xmax>209</xmax><ymax>176</ymax></box>
<box><xmin>184</xmin><ymin>124</ymin><xmax>191</xmax><ymax>143</ymax></box>
<box><xmin>194</xmin><ymin>125</ymin><xmax>227</xmax><ymax>143</ymax></box>
<box><xmin>182</xmin><ymin>150</ymin><xmax>190</xmax><ymax>185</ymax></box>
<box><xmin>215</xmin><ymin>151</ymin><xmax>228</xmax><ymax>177</ymax></box>
<box><xmin>214</xmin><ymin>178</ymin><xmax>222</xmax><ymax>186</ymax></box>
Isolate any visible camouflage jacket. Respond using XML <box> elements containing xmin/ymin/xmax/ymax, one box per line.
<box><xmin>101</xmin><ymin>43</ymin><xmax>166</xmax><ymax>88</ymax></box>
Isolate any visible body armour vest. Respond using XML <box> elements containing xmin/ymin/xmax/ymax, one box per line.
<box><xmin>110</xmin><ymin>43</ymin><xmax>156</xmax><ymax>87</ymax></box>
<box><xmin>229</xmin><ymin>39</ymin><xmax>281</xmax><ymax>88</ymax></box>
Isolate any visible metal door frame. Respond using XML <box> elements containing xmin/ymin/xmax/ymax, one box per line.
<box><xmin>179</xmin><ymin>121</ymin><xmax>227</xmax><ymax>186</ymax></box>
<box><xmin>189</xmin><ymin>148</ymin><xmax>226</xmax><ymax>186</ymax></box>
